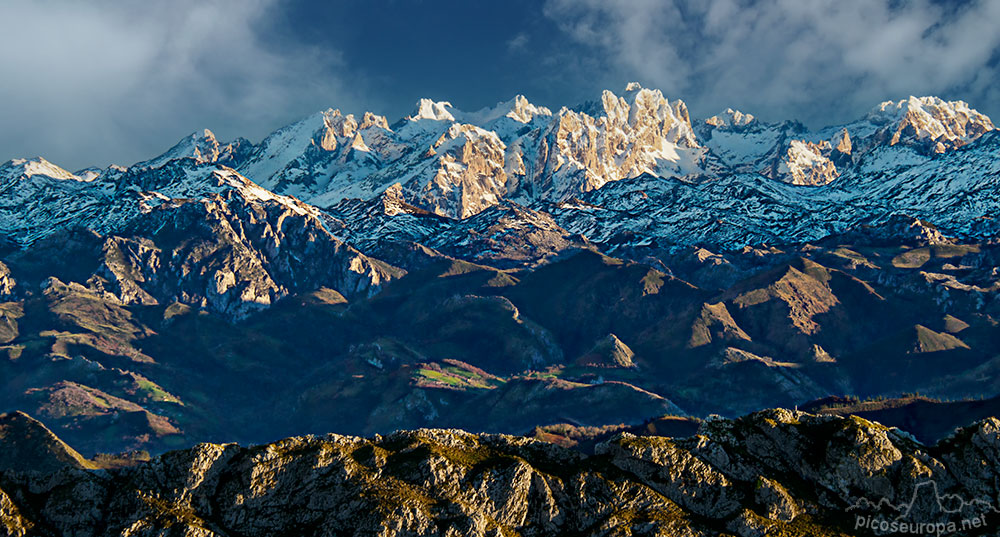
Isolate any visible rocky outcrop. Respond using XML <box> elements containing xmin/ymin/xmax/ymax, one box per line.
<box><xmin>2</xmin><ymin>409</ymin><xmax>1000</xmax><ymax>536</ymax></box>
<box><xmin>704</xmin><ymin>108</ymin><xmax>756</xmax><ymax>129</ymax></box>
<box><xmin>577</xmin><ymin>333</ymin><xmax>635</xmax><ymax>368</ymax></box>
<box><xmin>774</xmin><ymin>139</ymin><xmax>840</xmax><ymax>186</ymax></box>
<box><xmin>832</xmin><ymin>214</ymin><xmax>953</xmax><ymax>247</ymax></box>
<box><xmin>0</xmin><ymin>411</ymin><xmax>93</xmax><ymax>474</ymax></box>
<box><xmin>0</xmin><ymin>262</ymin><xmax>14</xmax><ymax>299</ymax></box>
<box><xmin>410</xmin><ymin>123</ymin><xmax>509</xmax><ymax>218</ymax></box>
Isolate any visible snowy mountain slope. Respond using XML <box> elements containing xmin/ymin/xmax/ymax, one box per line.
<box><xmin>323</xmin><ymin>185</ymin><xmax>584</xmax><ymax>268</ymax></box>
<box><xmin>421</xmin><ymin>201</ymin><xmax>586</xmax><ymax>268</ymax></box>
<box><xmin>542</xmin><ymin>171</ymin><xmax>825</xmax><ymax>248</ymax></box>
<box><xmin>696</xmin><ymin>112</ymin><xmax>800</xmax><ymax>173</ymax></box>
<box><xmin>230</xmin><ymin>104</ymin><xmax>516</xmax><ymax>219</ymax></box>
<box><xmin>0</xmin><ymin>158</ymin><xmax>116</xmax><ymax>245</ymax></box>
<box><xmin>323</xmin><ymin>183</ymin><xmax>453</xmax><ymax>252</ymax></box>
<box><xmin>845</xmin><ymin>131</ymin><xmax>1000</xmax><ymax>234</ymax></box>
<box><xmin>0</xmin><ymin>157</ymin><xmax>325</xmax><ymax>246</ymax></box>
<box><xmin>546</xmin><ymin>130</ymin><xmax>1000</xmax><ymax>249</ymax></box>
<box><xmin>0</xmin><ymin>158</ymin><xmax>398</xmax><ymax>318</ymax></box>
<box><xmin>696</xmin><ymin>96</ymin><xmax>995</xmax><ymax>187</ymax></box>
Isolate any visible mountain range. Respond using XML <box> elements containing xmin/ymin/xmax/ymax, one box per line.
<box><xmin>1</xmin><ymin>85</ymin><xmax>1000</xmax><ymax>459</ymax></box>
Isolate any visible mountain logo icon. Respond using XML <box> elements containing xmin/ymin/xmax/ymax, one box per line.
<box><xmin>848</xmin><ymin>480</ymin><xmax>998</xmax><ymax>535</ymax></box>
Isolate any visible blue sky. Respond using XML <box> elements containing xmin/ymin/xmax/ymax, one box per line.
<box><xmin>1</xmin><ymin>0</ymin><xmax>998</xmax><ymax>170</ymax></box>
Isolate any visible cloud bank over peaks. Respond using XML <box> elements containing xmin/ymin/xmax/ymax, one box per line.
<box><xmin>0</xmin><ymin>0</ymin><xmax>365</xmax><ymax>170</ymax></box>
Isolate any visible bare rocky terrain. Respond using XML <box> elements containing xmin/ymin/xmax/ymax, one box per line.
<box><xmin>2</xmin><ymin>408</ymin><xmax>1000</xmax><ymax>536</ymax></box>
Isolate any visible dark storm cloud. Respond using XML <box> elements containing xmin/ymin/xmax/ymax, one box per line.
<box><xmin>0</xmin><ymin>0</ymin><xmax>364</xmax><ymax>170</ymax></box>
<box><xmin>543</xmin><ymin>0</ymin><xmax>1000</xmax><ymax>127</ymax></box>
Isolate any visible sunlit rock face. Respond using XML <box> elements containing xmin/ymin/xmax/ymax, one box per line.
<box><xmin>868</xmin><ymin>96</ymin><xmax>995</xmax><ymax>153</ymax></box>
<box><xmin>519</xmin><ymin>84</ymin><xmax>705</xmax><ymax>201</ymax></box>
<box><xmin>774</xmin><ymin>140</ymin><xmax>840</xmax><ymax>186</ymax></box>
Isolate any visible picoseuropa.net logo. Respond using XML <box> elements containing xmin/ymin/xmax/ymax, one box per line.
<box><xmin>848</xmin><ymin>480</ymin><xmax>998</xmax><ymax>536</ymax></box>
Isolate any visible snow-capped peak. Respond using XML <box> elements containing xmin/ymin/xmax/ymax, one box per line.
<box><xmin>3</xmin><ymin>157</ymin><xmax>79</xmax><ymax>181</ymax></box>
<box><xmin>137</xmin><ymin>128</ymin><xmax>227</xmax><ymax>169</ymax></box>
<box><xmin>496</xmin><ymin>94</ymin><xmax>552</xmax><ymax>123</ymax></box>
<box><xmin>867</xmin><ymin>96</ymin><xmax>994</xmax><ymax>152</ymax></box>
<box><xmin>705</xmin><ymin>108</ymin><xmax>756</xmax><ymax>129</ymax></box>
<box><xmin>411</xmin><ymin>99</ymin><xmax>457</xmax><ymax>122</ymax></box>
<box><xmin>465</xmin><ymin>95</ymin><xmax>553</xmax><ymax>125</ymax></box>
<box><xmin>504</xmin><ymin>95</ymin><xmax>551</xmax><ymax>123</ymax></box>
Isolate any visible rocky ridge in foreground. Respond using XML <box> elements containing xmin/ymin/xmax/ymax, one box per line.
<box><xmin>2</xmin><ymin>409</ymin><xmax>1000</xmax><ymax>536</ymax></box>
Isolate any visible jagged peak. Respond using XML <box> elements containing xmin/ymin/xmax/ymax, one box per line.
<box><xmin>197</xmin><ymin>128</ymin><xmax>218</xmax><ymax>142</ymax></box>
<box><xmin>136</xmin><ymin>128</ymin><xmax>233</xmax><ymax>169</ymax></box>
<box><xmin>869</xmin><ymin>96</ymin><xmax>976</xmax><ymax>122</ymax></box>
<box><xmin>410</xmin><ymin>98</ymin><xmax>457</xmax><ymax>122</ymax></box>
<box><xmin>705</xmin><ymin>108</ymin><xmax>756</xmax><ymax>128</ymax></box>
<box><xmin>831</xmin><ymin>127</ymin><xmax>852</xmax><ymax>154</ymax></box>
<box><xmin>317</xmin><ymin>107</ymin><xmax>347</xmax><ymax>123</ymax></box>
<box><xmin>173</xmin><ymin>128</ymin><xmax>220</xmax><ymax>148</ymax></box>
<box><xmin>381</xmin><ymin>182</ymin><xmax>407</xmax><ymax>216</ymax></box>
<box><xmin>866</xmin><ymin>96</ymin><xmax>994</xmax><ymax>151</ymax></box>
<box><xmin>468</xmin><ymin>94</ymin><xmax>553</xmax><ymax>125</ymax></box>
<box><xmin>509</xmin><ymin>94</ymin><xmax>551</xmax><ymax>122</ymax></box>
<box><xmin>349</xmin><ymin>132</ymin><xmax>370</xmax><ymax>152</ymax></box>
<box><xmin>317</xmin><ymin>109</ymin><xmax>360</xmax><ymax>148</ymax></box>
<box><xmin>304</xmin><ymin>108</ymin><xmax>391</xmax><ymax>144</ymax></box>
<box><xmin>595</xmin><ymin>86</ymin><xmax>694</xmax><ymax>131</ymax></box>
<box><xmin>376</xmin><ymin>182</ymin><xmax>440</xmax><ymax>218</ymax></box>
<box><xmin>360</xmin><ymin>111</ymin><xmax>390</xmax><ymax>130</ymax></box>
<box><xmin>434</xmin><ymin>122</ymin><xmax>503</xmax><ymax>147</ymax></box>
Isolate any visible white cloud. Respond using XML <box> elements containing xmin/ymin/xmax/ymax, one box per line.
<box><xmin>507</xmin><ymin>32</ymin><xmax>530</xmax><ymax>53</ymax></box>
<box><xmin>543</xmin><ymin>0</ymin><xmax>1000</xmax><ymax>126</ymax></box>
<box><xmin>0</xmin><ymin>0</ymin><xmax>362</xmax><ymax>170</ymax></box>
